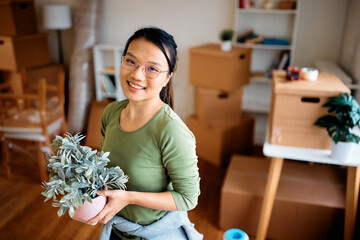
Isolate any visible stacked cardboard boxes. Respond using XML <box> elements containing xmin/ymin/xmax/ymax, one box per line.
<box><xmin>0</xmin><ymin>0</ymin><xmax>53</xmax><ymax>94</ymax></box>
<box><xmin>220</xmin><ymin>155</ymin><xmax>345</xmax><ymax>240</ymax></box>
<box><xmin>187</xmin><ymin>43</ymin><xmax>254</xmax><ymax>167</ymax></box>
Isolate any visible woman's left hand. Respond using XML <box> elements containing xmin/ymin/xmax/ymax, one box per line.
<box><xmin>87</xmin><ymin>189</ymin><xmax>130</xmax><ymax>224</ymax></box>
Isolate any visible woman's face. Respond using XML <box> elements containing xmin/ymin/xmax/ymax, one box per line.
<box><xmin>120</xmin><ymin>38</ymin><xmax>171</xmax><ymax>104</ymax></box>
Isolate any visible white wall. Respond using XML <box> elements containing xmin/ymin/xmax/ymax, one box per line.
<box><xmin>34</xmin><ymin>0</ymin><xmax>353</xmax><ymax>121</ymax></box>
<box><xmin>99</xmin><ymin>0</ymin><xmax>234</xmax><ymax>119</ymax></box>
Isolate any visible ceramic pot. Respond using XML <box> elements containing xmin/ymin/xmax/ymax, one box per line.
<box><xmin>331</xmin><ymin>141</ymin><xmax>356</xmax><ymax>162</ymax></box>
<box><xmin>71</xmin><ymin>195</ymin><xmax>107</xmax><ymax>225</ymax></box>
<box><xmin>221</xmin><ymin>41</ymin><xmax>232</xmax><ymax>51</ymax></box>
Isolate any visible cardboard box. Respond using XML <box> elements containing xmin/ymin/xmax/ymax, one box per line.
<box><xmin>189</xmin><ymin>43</ymin><xmax>252</xmax><ymax>91</ymax></box>
<box><xmin>0</xmin><ymin>0</ymin><xmax>38</xmax><ymax>36</ymax></box>
<box><xmin>220</xmin><ymin>155</ymin><xmax>345</xmax><ymax>240</ymax></box>
<box><xmin>186</xmin><ymin>115</ymin><xmax>254</xmax><ymax>167</ymax></box>
<box><xmin>0</xmin><ymin>33</ymin><xmax>51</xmax><ymax>71</ymax></box>
<box><xmin>85</xmin><ymin>100</ymin><xmax>112</xmax><ymax>150</ymax></box>
<box><xmin>195</xmin><ymin>87</ymin><xmax>243</xmax><ymax>127</ymax></box>
<box><xmin>269</xmin><ymin>70</ymin><xmax>350</xmax><ymax>149</ymax></box>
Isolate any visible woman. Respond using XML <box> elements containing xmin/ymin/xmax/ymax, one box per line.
<box><xmin>88</xmin><ymin>27</ymin><xmax>202</xmax><ymax>240</ymax></box>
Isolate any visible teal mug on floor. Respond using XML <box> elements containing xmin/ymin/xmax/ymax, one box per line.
<box><xmin>223</xmin><ymin>228</ymin><xmax>249</xmax><ymax>240</ymax></box>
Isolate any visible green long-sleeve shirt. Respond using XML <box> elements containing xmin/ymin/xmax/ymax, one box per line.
<box><xmin>101</xmin><ymin>100</ymin><xmax>200</xmax><ymax>226</ymax></box>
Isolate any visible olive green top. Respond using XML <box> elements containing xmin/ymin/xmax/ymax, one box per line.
<box><xmin>101</xmin><ymin>100</ymin><xmax>200</xmax><ymax>239</ymax></box>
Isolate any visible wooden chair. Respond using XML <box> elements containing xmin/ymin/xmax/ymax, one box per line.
<box><xmin>0</xmin><ymin>71</ymin><xmax>67</xmax><ymax>182</ymax></box>
<box><xmin>20</xmin><ymin>64</ymin><xmax>67</xmax><ymax>119</ymax></box>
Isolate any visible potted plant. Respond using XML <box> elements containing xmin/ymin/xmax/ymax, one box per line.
<box><xmin>315</xmin><ymin>93</ymin><xmax>360</xmax><ymax>161</ymax></box>
<box><xmin>41</xmin><ymin>133</ymin><xmax>128</xmax><ymax>224</ymax></box>
<box><xmin>219</xmin><ymin>29</ymin><xmax>234</xmax><ymax>51</ymax></box>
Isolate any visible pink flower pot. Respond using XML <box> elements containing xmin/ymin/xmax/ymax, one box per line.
<box><xmin>71</xmin><ymin>195</ymin><xmax>107</xmax><ymax>225</ymax></box>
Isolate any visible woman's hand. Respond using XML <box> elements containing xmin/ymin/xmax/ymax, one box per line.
<box><xmin>87</xmin><ymin>189</ymin><xmax>130</xmax><ymax>225</ymax></box>
<box><xmin>87</xmin><ymin>190</ymin><xmax>177</xmax><ymax>225</ymax></box>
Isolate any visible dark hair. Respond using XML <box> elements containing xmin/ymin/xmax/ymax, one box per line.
<box><xmin>122</xmin><ymin>27</ymin><xmax>178</xmax><ymax>109</ymax></box>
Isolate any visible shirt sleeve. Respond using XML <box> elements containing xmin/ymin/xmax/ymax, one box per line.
<box><xmin>160</xmin><ymin>119</ymin><xmax>201</xmax><ymax>211</ymax></box>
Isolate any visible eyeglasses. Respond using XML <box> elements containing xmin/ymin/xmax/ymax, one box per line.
<box><xmin>121</xmin><ymin>56</ymin><xmax>169</xmax><ymax>79</ymax></box>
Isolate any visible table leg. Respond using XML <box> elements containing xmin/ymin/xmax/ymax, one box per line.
<box><xmin>255</xmin><ymin>157</ymin><xmax>284</xmax><ymax>240</ymax></box>
<box><xmin>344</xmin><ymin>166</ymin><xmax>360</xmax><ymax>240</ymax></box>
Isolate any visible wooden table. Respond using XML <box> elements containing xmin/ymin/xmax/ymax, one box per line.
<box><xmin>256</xmin><ymin>140</ymin><xmax>360</xmax><ymax>240</ymax></box>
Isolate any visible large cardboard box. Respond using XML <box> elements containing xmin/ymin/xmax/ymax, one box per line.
<box><xmin>269</xmin><ymin>70</ymin><xmax>350</xmax><ymax>149</ymax></box>
<box><xmin>0</xmin><ymin>33</ymin><xmax>51</xmax><ymax>71</ymax></box>
<box><xmin>195</xmin><ymin>87</ymin><xmax>243</xmax><ymax>127</ymax></box>
<box><xmin>186</xmin><ymin>115</ymin><xmax>254</xmax><ymax>167</ymax></box>
<box><xmin>189</xmin><ymin>44</ymin><xmax>252</xmax><ymax>91</ymax></box>
<box><xmin>220</xmin><ymin>155</ymin><xmax>345</xmax><ymax>240</ymax></box>
<box><xmin>0</xmin><ymin>0</ymin><xmax>37</xmax><ymax>36</ymax></box>
<box><xmin>85</xmin><ymin>100</ymin><xmax>112</xmax><ymax>150</ymax></box>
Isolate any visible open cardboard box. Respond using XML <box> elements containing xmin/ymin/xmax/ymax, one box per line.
<box><xmin>220</xmin><ymin>155</ymin><xmax>346</xmax><ymax>240</ymax></box>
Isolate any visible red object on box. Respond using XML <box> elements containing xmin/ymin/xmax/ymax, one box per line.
<box><xmin>286</xmin><ymin>66</ymin><xmax>300</xmax><ymax>81</ymax></box>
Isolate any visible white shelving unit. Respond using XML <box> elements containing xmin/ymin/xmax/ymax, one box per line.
<box><xmin>234</xmin><ymin>0</ymin><xmax>300</xmax><ymax>82</ymax></box>
<box><xmin>93</xmin><ymin>44</ymin><xmax>126</xmax><ymax>101</ymax></box>
<box><xmin>233</xmin><ymin>0</ymin><xmax>300</xmax><ymax>145</ymax></box>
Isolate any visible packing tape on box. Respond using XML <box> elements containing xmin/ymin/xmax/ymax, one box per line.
<box><xmin>223</xmin><ymin>228</ymin><xmax>249</xmax><ymax>240</ymax></box>
<box><xmin>300</xmin><ymin>68</ymin><xmax>319</xmax><ymax>81</ymax></box>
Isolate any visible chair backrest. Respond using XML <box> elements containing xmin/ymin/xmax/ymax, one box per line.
<box><xmin>0</xmin><ymin>78</ymin><xmax>47</xmax><ymax>131</ymax></box>
<box><xmin>0</xmin><ymin>65</ymin><xmax>67</xmax><ymax>143</ymax></box>
<box><xmin>21</xmin><ymin>64</ymin><xmax>64</xmax><ymax>86</ymax></box>
<box><xmin>20</xmin><ymin>64</ymin><xmax>65</xmax><ymax>107</ymax></box>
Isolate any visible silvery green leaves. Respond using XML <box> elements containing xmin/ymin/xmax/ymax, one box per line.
<box><xmin>41</xmin><ymin>133</ymin><xmax>128</xmax><ymax>217</ymax></box>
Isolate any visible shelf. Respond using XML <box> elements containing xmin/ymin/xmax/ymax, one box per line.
<box><xmin>235</xmin><ymin>43</ymin><xmax>292</xmax><ymax>50</ymax></box>
<box><xmin>242</xmin><ymin>105</ymin><xmax>269</xmax><ymax>114</ymax></box>
<box><xmin>235</xmin><ymin>1</ymin><xmax>300</xmax><ymax>150</ymax></box>
<box><xmin>250</xmin><ymin>76</ymin><xmax>271</xmax><ymax>84</ymax></box>
<box><xmin>237</xmin><ymin>8</ymin><xmax>297</xmax><ymax>14</ymax></box>
<box><xmin>93</xmin><ymin>44</ymin><xmax>125</xmax><ymax>101</ymax></box>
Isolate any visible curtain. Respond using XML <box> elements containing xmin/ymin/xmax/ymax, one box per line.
<box><xmin>339</xmin><ymin>0</ymin><xmax>360</xmax><ymax>87</ymax></box>
<box><xmin>67</xmin><ymin>0</ymin><xmax>102</xmax><ymax>133</ymax></box>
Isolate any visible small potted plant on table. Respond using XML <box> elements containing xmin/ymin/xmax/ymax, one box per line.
<box><xmin>41</xmin><ymin>133</ymin><xmax>128</xmax><ymax>224</ymax></box>
<box><xmin>315</xmin><ymin>93</ymin><xmax>360</xmax><ymax>162</ymax></box>
<box><xmin>219</xmin><ymin>29</ymin><xmax>234</xmax><ymax>51</ymax></box>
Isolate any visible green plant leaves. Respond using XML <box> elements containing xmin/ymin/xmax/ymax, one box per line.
<box><xmin>219</xmin><ymin>29</ymin><xmax>234</xmax><ymax>41</ymax></box>
<box><xmin>41</xmin><ymin>132</ymin><xmax>128</xmax><ymax>217</ymax></box>
<box><xmin>315</xmin><ymin>93</ymin><xmax>360</xmax><ymax>143</ymax></box>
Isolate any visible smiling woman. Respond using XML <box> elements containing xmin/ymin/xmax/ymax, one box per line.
<box><xmin>90</xmin><ymin>27</ymin><xmax>203</xmax><ymax>240</ymax></box>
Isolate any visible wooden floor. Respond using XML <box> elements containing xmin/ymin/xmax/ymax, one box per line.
<box><xmin>0</xmin><ymin>142</ymin><xmax>234</xmax><ymax>240</ymax></box>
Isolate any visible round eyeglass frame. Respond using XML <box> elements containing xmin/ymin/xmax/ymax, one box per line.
<box><xmin>121</xmin><ymin>56</ymin><xmax>169</xmax><ymax>79</ymax></box>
